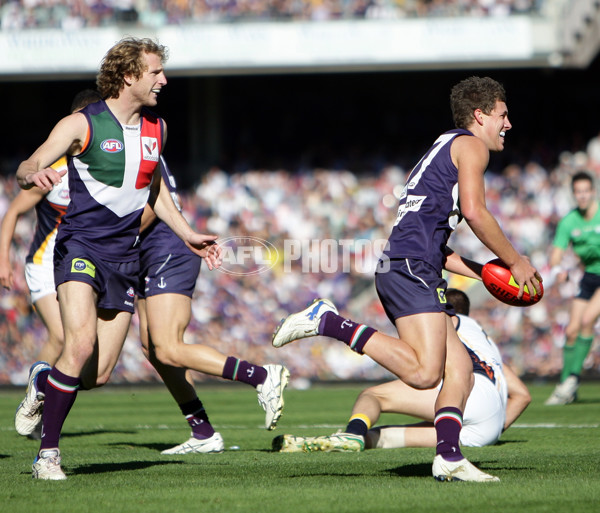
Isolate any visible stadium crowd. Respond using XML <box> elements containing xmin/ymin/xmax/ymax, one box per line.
<box><xmin>1</xmin><ymin>134</ymin><xmax>600</xmax><ymax>386</ymax></box>
<box><xmin>0</xmin><ymin>0</ymin><xmax>540</xmax><ymax>30</ymax></box>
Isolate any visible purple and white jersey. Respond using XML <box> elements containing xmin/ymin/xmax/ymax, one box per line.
<box><xmin>57</xmin><ymin>100</ymin><xmax>163</xmax><ymax>262</ymax></box>
<box><xmin>26</xmin><ymin>157</ymin><xmax>69</xmax><ymax>267</ymax></box>
<box><xmin>383</xmin><ymin>128</ymin><xmax>472</xmax><ymax>272</ymax></box>
<box><xmin>139</xmin><ymin>156</ymin><xmax>190</xmax><ymax>260</ymax></box>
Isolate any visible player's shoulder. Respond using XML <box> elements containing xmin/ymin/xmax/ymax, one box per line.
<box><xmin>456</xmin><ymin>314</ymin><xmax>484</xmax><ymax>333</ymax></box>
<box><xmin>141</xmin><ymin>107</ymin><xmax>164</xmax><ymax>124</ymax></box>
<box><xmin>452</xmin><ymin>131</ymin><xmax>487</xmax><ymax>154</ymax></box>
<box><xmin>559</xmin><ymin>208</ymin><xmax>584</xmax><ymax>226</ymax></box>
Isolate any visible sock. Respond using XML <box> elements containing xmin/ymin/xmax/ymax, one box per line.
<box><xmin>39</xmin><ymin>367</ymin><xmax>80</xmax><ymax>452</ymax></box>
<box><xmin>179</xmin><ymin>398</ymin><xmax>215</xmax><ymax>439</ymax></box>
<box><xmin>560</xmin><ymin>343</ymin><xmax>576</xmax><ymax>382</ymax></box>
<box><xmin>36</xmin><ymin>370</ymin><xmax>49</xmax><ymax>396</ymax></box>
<box><xmin>570</xmin><ymin>335</ymin><xmax>593</xmax><ymax>376</ymax></box>
<box><xmin>344</xmin><ymin>414</ymin><xmax>371</xmax><ymax>438</ymax></box>
<box><xmin>318</xmin><ymin>312</ymin><xmax>376</xmax><ymax>354</ymax></box>
<box><xmin>222</xmin><ymin>357</ymin><xmax>267</xmax><ymax>388</ymax></box>
<box><xmin>434</xmin><ymin>407</ymin><xmax>463</xmax><ymax>462</ymax></box>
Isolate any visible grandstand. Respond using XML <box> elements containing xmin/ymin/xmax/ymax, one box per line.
<box><xmin>1</xmin><ymin>0</ymin><xmax>600</xmax><ymax>385</ymax></box>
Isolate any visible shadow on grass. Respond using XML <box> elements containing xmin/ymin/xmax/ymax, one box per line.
<box><xmin>384</xmin><ymin>463</ymin><xmax>432</xmax><ymax>478</ymax></box>
<box><xmin>385</xmin><ymin>460</ymin><xmax>504</xmax><ymax>478</ymax></box>
<box><xmin>106</xmin><ymin>441</ymin><xmax>174</xmax><ymax>452</ymax></box>
<box><xmin>62</xmin><ymin>429</ymin><xmax>137</xmax><ymax>438</ymax></box>
<box><xmin>494</xmin><ymin>440</ymin><xmax>528</xmax><ymax>446</ymax></box>
<box><xmin>73</xmin><ymin>459</ymin><xmax>184</xmax><ymax>475</ymax></box>
<box><xmin>572</xmin><ymin>398</ymin><xmax>600</xmax><ymax>405</ymax></box>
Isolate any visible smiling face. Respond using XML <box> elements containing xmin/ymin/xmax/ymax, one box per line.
<box><xmin>478</xmin><ymin>100</ymin><xmax>512</xmax><ymax>152</ymax></box>
<box><xmin>129</xmin><ymin>51</ymin><xmax>167</xmax><ymax>107</ymax></box>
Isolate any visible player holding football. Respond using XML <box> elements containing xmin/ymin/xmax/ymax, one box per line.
<box><xmin>273</xmin><ymin>76</ymin><xmax>542</xmax><ymax>482</ymax></box>
<box><xmin>545</xmin><ymin>171</ymin><xmax>600</xmax><ymax>405</ymax></box>
<box><xmin>14</xmin><ymin>37</ymin><xmax>220</xmax><ymax>480</ymax></box>
<box><xmin>274</xmin><ymin>289</ymin><xmax>532</xmax><ymax>452</ymax></box>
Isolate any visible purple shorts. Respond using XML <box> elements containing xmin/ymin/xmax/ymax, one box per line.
<box><xmin>375</xmin><ymin>258</ymin><xmax>454</xmax><ymax>324</ymax></box>
<box><xmin>54</xmin><ymin>242</ymin><xmax>138</xmax><ymax>313</ymax></box>
<box><xmin>139</xmin><ymin>252</ymin><xmax>201</xmax><ymax>299</ymax></box>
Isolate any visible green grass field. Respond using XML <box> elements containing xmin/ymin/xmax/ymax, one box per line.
<box><xmin>1</xmin><ymin>382</ymin><xmax>599</xmax><ymax>513</ymax></box>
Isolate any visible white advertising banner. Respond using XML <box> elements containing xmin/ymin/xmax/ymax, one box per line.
<box><xmin>0</xmin><ymin>17</ymin><xmax>555</xmax><ymax>77</ymax></box>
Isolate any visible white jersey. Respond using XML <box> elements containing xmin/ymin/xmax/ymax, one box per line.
<box><xmin>455</xmin><ymin>314</ymin><xmax>508</xmax><ymax>446</ymax></box>
<box><xmin>456</xmin><ymin>314</ymin><xmax>508</xmax><ymax>410</ymax></box>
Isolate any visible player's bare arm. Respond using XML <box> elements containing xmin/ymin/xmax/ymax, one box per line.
<box><xmin>16</xmin><ymin>113</ymin><xmax>87</xmax><ymax>191</ymax></box>
<box><xmin>0</xmin><ymin>188</ymin><xmax>46</xmax><ymax>289</ymax></box>
<box><xmin>139</xmin><ymin>204</ymin><xmax>157</xmax><ymax>233</ymax></box>
<box><xmin>443</xmin><ymin>248</ymin><xmax>483</xmax><ymax>280</ymax></box>
<box><xmin>502</xmin><ymin>363</ymin><xmax>531</xmax><ymax>430</ymax></box>
<box><xmin>454</xmin><ymin>136</ymin><xmax>542</xmax><ymax>297</ymax></box>
<box><xmin>548</xmin><ymin>246</ymin><xmax>568</xmax><ymax>285</ymax></box>
<box><xmin>149</xmin><ymin>173</ymin><xmax>222</xmax><ymax>269</ymax></box>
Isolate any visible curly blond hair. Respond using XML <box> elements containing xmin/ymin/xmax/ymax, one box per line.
<box><xmin>96</xmin><ymin>37</ymin><xmax>168</xmax><ymax>99</ymax></box>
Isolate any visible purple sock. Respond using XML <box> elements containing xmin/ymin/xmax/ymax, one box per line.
<box><xmin>180</xmin><ymin>398</ymin><xmax>215</xmax><ymax>439</ymax></box>
<box><xmin>222</xmin><ymin>357</ymin><xmax>267</xmax><ymax>388</ymax></box>
<box><xmin>39</xmin><ymin>367</ymin><xmax>80</xmax><ymax>451</ymax></box>
<box><xmin>434</xmin><ymin>407</ymin><xmax>464</xmax><ymax>462</ymax></box>
<box><xmin>318</xmin><ymin>312</ymin><xmax>376</xmax><ymax>354</ymax></box>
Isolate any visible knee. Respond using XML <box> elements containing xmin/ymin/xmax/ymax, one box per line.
<box><xmin>411</xmin><ymin>370</ymin><xmax>443</xmax><ymax>390</ymax></box>
<box><xmin>564</xmin><ymin>324</ymin><xmax>580</xmax><ymax>342</ymax></box>
<box><xmin>153</xmin><ymin>344</ymin><xmax>182</xmax><ymax>368</ymax></box>
<box><xmin>579</xmin><ymin>316</ymin><xmax>596</xmax><ymax>334</ymax></box>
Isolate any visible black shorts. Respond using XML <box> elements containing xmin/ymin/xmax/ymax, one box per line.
<box><xmin>577</xmin><ymin>272</ymin><xmax>600</xmax><ymax>300</ymax></box>
<box><xmin>375</xmin><ymin>258</ymin><xmax>454</xmax><ymax>324</ymax></box>
<box><xmin>54</xmin><ymin>242</ymin><xmax>138</xmax><ymax>313</ymax></box>
<box><xmin>139</xmin><ymin>252</ymin><xmax>201</xmax><ymax>299</ymax></box>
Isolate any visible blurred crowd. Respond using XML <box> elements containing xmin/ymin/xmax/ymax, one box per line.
<box><xmin>2</xmin><ymin>130</ymin><xmax>600</xmax><ymax>386</ymax></box>
<box><xmin>0</xmin><ymin>0</ymin><xmax>541</xmax><ymax>30</ymax></box>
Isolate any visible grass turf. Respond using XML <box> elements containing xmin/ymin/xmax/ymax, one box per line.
<box><xmin>1</xmin><ymin>382</ymin><xmax>599</xmax><ymax>513</ymax></box>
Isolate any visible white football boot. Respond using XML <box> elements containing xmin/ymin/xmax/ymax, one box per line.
<box><xmin>544</xmin><ymin>375</ymin><xmax>579</xmax><ymax>406</ymax></box>
<box><xmin>15</xmin><ymin>361</ymin><xmax>51</xmax><ymax>436</ymax></box>
<box><xmin>161</xmin><ymin>432</ymin><xmax>225</xmax><ymax>455</ymax></box>
<box><xmin>432</xmin><ymin>455</ymin><xmax>500</xmax><ymax>482</ymax></box>
<box><xmin>257</xmin><ymin>364</ymin><xmax>290</xmax><ymax>430</ymax></box>
<box><xmin>32</xmin><ymin>449</ymin><xmax>67</xmax><ymax>480</ymax></box>
<box><xmin>272</xmin><ymin>299</ymin><xmax>338</xmax><ymax>348</ymax></box>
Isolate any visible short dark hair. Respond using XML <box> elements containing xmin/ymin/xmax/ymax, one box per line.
<box><xmin>450</xmin><ymin>76</ymin><xmax>506</xmax><ymax>129</ymax></box>
<box><xmin>446</xmin><ymin>288</ymin><xmax>470</xmax><ymax>316</ymax></box>
<box><xmin>70</xmin><ymin>89</ymin><xmax>102</xmax><ymax>113</ymax></box>
<box><xmin>571</xmin><ymin>170</ymin><xmax>594</xmax><ymax>190</ymax></box>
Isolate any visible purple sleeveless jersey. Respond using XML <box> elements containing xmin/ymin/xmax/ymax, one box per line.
<box><xmin>382</xmin><ymin>128</ymin><xmax>472</xmax><ymax>272</ymax></box>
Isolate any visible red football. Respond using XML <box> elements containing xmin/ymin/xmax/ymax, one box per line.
<box><xmin>481</xmin><ymin>258</ymin><xmax>543</xmax><ymax>307</ymax></box>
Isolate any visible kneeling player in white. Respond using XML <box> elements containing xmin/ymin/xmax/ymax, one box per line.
<box><xmin>274</xmin><ymin>289</ymin><xmax>531</xmax><ymax>478</ymax></box>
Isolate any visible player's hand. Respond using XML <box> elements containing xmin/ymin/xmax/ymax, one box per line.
<box><xmin>509</xmin><ymin>256</ymin><xmax>543</xmax><ymax>299</ymax></box>
<box><xmin>186</xmin><ymin>233</ymin><xmax>222</xmax><ymax>270</ymax></box>
<box><xmin>25</xmin><ymin>167</ymin><xmax>67</xmax><ymax>192</ymax></box>
<box><xmin>0</xmin><ymin>259</ymin><xmax>13</xmax><ymax>290</ymax></box>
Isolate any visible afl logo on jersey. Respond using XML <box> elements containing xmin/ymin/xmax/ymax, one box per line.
<box><xmin>100</xmin><ymin>139</ymin><xmax>124</xmax><ymax>153</ymax></box>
